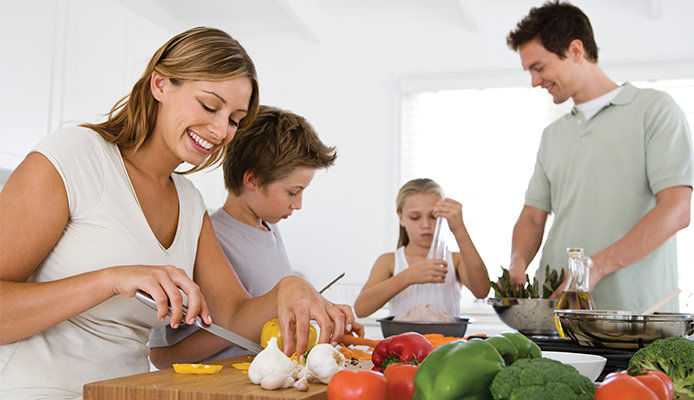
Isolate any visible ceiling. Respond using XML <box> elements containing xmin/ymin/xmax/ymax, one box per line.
<box><xmin>116</xmin><ymin>0</ymin><xmax>666</xmax><ymax>44</ymax></box>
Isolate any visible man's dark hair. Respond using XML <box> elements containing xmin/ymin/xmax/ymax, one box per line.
<box><xmin>507</xmin><ymin>1</ymin><xmax>598</xmax><ymax>62</ymax></box>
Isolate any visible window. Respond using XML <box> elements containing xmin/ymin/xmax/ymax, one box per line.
<box><xmin>401</xmin><ymin>79</ymin><xmax>694</xmax><ymax>310</ymax></box>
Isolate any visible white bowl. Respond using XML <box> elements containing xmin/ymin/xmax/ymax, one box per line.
<box><xmin>541</xmin><ymin>351</ymin><xmax>606</xmax><ymax>381</ymax></box>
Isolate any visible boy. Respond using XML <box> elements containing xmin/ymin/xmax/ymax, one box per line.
<box><xmin>148</xmin><ymin>105</ymin><xmax>337</xmax><ymax>365</ymax></box>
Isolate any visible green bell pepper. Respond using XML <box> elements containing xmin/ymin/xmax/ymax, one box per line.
<box><xmin>412</xmin><ymin>339</ymin><xmax>506</xmax><ymax>400</ymax></box>
<box><xmin>484</xmin><ymin>335</ymin><xmax>519</xmax><ymax>366</ymax></box>
<box><xmin>499</xmin><ymin>332</ymin><xmax>541</xmax><ymax>360</ymax></box>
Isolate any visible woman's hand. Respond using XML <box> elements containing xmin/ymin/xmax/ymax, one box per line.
<box><xmin>433</xmin><ymin>198</ymin><xmax>465</xmax><ymax>233</ymax></box>
<box><xmin>108</xmin><ymin>265</ymin><xmax>211</xmax><ymax>328</ymax></box>
<box><xmin>274</xmin><ymin>276</ymin><xmax>358</xmax><ymax>356</ymax></box>
<box><xmin>402</xmin><ymin>258</ymin><xmax>448</xmax><ymax>285</ymax></box>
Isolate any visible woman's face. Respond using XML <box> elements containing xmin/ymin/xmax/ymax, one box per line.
<box><xmin>151</xmin><ymin>74</ymin><xmax>253</xmax><ymax>166</ymax></box>
<box><xmin>398</xmin><ymin>192</ymin><xmax>441</xmax><ymax>248</ymax></box>
<box><xmin>250</xmin><ymin>167</ymin><xmax>316</xmax><ymax>224</ymax></box>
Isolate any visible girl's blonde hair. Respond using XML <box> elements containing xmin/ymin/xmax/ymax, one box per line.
<box><xmin>396</xmin><ymin>178</ymin><xmax>444</xmax><ymax>248</ymax></box>
<box><xmin>82</xmin><ymin>27</ymin><xmax>259</xmax><ymax>173</ymax></box>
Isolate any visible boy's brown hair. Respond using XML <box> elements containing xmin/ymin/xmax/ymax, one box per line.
<box><xmin>223</xmin><ymin>105</ymin><xmax>337</xmax><ymax>195</ymax></box>
<box><xmin>507</xmin><ymin>1</ymin><xmax>599</xmax><ymax>63</ymax></box>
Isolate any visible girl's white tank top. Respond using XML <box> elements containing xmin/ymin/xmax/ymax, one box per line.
<box><xmin>387</xmin><ymin>246</ymin><xmax>461</xmax><ymax>317</ymax></box>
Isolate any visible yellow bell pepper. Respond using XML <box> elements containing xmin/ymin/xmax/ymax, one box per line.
<box><xmin>172</xmin><ymin>363</ymin><xmax>223</xmax><ymax>374</ymax></box>
<box><xmin>260</xmin><ymin>318</ymin><xmax>317</xmax><ymax>353</ymax></box>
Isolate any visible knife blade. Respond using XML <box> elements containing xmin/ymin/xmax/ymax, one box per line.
<box><xmin>135</xmin><ymin>289</ymin><xmax>264</xmax><ymax>354</ymax></box>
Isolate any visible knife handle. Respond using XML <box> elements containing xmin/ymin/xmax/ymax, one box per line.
<box><xmin>135</xmin><ymin>289</ymin><xmax>191</xmax><ymax>320</ymax></box>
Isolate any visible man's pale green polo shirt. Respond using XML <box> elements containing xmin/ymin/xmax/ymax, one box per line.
<box><xmin>526</xmin><ymin>83</ymin><xmax>693</xmax><ymax>312</ymax></box>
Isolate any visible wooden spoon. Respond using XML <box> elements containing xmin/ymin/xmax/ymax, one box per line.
<box><xmin>641</xmin><ymin>288</ymin><xmax>681</xmax><ymax>314</ymax></box>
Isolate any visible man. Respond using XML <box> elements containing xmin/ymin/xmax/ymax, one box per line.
<box><xmin>506</xmin><ymin>1</ymin><xmax>693</xmax><ymax>312</ymax></box>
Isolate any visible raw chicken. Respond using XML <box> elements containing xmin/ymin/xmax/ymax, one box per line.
<box><xmin>393</xmin><ymin>304</ymin><xmax>454</xmax><ymax>322</ymax></box>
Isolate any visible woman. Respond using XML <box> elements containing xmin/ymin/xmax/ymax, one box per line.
<box><xmin>0</xmin><ymin>27</ymin><xmax>356</xmax><ymax>399</ymax></box>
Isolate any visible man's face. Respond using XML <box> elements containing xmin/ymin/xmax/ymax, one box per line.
<box><xmin>519</xmin><ymin>39</ymin><xmax>578</xmax><ymax>104</ymax></box>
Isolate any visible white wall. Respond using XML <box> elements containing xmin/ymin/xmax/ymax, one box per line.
<box><xmin>3</xmin><ymin>1</ymin><xmax>694</xmax><ymax>305</ymax></box>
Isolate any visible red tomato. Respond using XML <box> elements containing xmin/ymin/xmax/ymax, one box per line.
<box><xmin>327</xmin><ymin>370</ymin><xmax>388</xmax><ymax>400</ymax></box>
<box><xmin>384</xmin><ymin>363</ymin><xmax>417</xmax><ymax>400</ymax></box>
<box><xmin>595</xmin><ymin>370</ymin><xmax>674</xmax><ymax>400</ymax></box>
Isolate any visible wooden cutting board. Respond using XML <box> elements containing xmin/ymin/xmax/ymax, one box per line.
<box><xmin>83</xmin><ymin>355</ymin><xmax>373</xmax><ymax>400</ymax></box>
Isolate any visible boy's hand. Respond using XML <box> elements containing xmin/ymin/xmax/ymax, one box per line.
<box><xmin>403</xmin><ymin>258</ymin><xmax>448</xmax><ymax>285</ymax></box>
<box><xmin>433</xmin><ymin>198</ymin><xmax>464</xmax><ymax>233</ymax></box>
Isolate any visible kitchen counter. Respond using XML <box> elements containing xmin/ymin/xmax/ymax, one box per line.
<box><xmin>85</xmin><ymin>355</ymin><xmax>373</xmax><ymax>400</ymax></box>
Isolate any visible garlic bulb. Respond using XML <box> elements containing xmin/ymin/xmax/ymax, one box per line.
<box><xmin>260</xmin><ymin>372</ymin><xmax>295</xmax><ymax>390</ymax></box>
<box><xmin>303</xmin><ymin>343</ymin><xmax>346</xmax><ymax>384</ymax></box>
<box><xmin>248</xmin><ymin>337</ymin><xmax>298</xmax><ymax>385</ymax></box>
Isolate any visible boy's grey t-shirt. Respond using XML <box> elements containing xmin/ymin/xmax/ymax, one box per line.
<box><xmin>148</xmin><ymin>208</ymin><xmax>292</xmax><ymax>360</ymax></box>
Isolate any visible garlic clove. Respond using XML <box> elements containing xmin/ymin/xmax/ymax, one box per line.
<box><xmin>293</xmin><ymin>377</ymin><xmax>310</xmax><ymax>391</ymax></box>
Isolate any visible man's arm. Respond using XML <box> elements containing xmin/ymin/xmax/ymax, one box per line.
<box><xmin>589</xmin><ymin>185</ymin><xmax>691</xmax><ymax>290</ymax></box>
<box><xmin>509</xmin><ymin>205</ymin><xmax>549</xmax><ymax>286</ymax></box>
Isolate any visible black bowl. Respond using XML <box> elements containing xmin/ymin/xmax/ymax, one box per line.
<box><xmin>377</xmin><ymin>316</ymin><xmax>469</xmax><ymax>338</ymax></box>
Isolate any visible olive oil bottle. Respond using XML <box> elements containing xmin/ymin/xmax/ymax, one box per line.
<box><xmin>555</xmin><ymin>248</ymin><xmax>595</xmax><ymax>337</ymax></box>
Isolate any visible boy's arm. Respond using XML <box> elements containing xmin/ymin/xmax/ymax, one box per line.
<box><xmin>149</xmin><ymin>330</ymin><xmax>230</xmax><ymax>369</ymax></box>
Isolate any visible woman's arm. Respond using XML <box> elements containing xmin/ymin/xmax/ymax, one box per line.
<box><xmin>434</xmin><ymin>198</ymin><xmax>489</xmax><ymax>298</ymax></box>
<box><xmin>150</xmin><ymin>214</ymin><xmax>356</xmax><ymax>366</ymax></box>
<box><xmin>0</xmin><ymin>153</ymin><xmax>210</xmax><ymax>344</ymax></box>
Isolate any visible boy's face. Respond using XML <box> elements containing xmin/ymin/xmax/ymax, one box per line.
<box><xmin>253</xmin><ymin>166</ymin><xmax>316</xmax><ymax>224</ymax></box>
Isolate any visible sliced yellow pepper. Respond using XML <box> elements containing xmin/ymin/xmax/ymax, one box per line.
<box><xmin>172</xmin><ymin>363</ymin><xmax>223</xmax><ymax>374</ymax></box>
<box><xmin>260</xmin><ymin>318</ymin><xmax>317</xmax><ymax>353</ymax></box>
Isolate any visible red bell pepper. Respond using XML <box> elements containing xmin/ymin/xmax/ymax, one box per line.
<box><xmin>384</xmin><ymin>363</ymin><xmax>417</xmax><ymax>400</ymax></box>
<box><xmin>327</xmin><ymin>370</ymin><xmax>388</xmax><ymax>400</ymax></box>
<box><xmin>371</xmin><ymin>332</ymin><xmax>433</xmax><ymax>372</ymax></box>
<box><xmin>595</xmin><ymin>369</ymin><xmax>675</xmax><ymax>400</ymax></box>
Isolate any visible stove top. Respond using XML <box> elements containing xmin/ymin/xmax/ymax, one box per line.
<box><xmin>528</xmin><ymin>335</ymin><xmax>635</xmax><ymax>381</ymax></box>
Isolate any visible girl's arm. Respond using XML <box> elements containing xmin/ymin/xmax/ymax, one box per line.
<box><xmin>352</xmin><ymin>252</ymin><xmax>449</xmax><ymax>318</ymax></box>
<box><xmin>149</xmin><ymin>213</ymin><xmax>356</xmax><ymax>367</ymax></box>
<box><xmin>0</xmin><ymin>153</ymin><xmax>209</xmax><ymax>344</ymax></box>
<box><xmin>434</xmin><ymin>198</ymin><xmax>490</xmax><ymax>299</ymax></box>
<box><xmin>353</xmin><ymin>253</ymin><xmax>404</xmax><ymax>318</ymax></box>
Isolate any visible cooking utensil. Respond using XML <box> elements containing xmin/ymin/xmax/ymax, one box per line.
<box><xmin>554</xmin><ymin>309</ymin><xmax>694</xmax><ymax>349</ymax></box>
<box><xmin>377</xmin><ymin>316</ymin><xmax>469</xmax><ymax>338</ymax></box>
<box><xmin>319</xmin><ymin>272</ymin><xmax>345</xmax><ymax>294</ymax></box>
<box><xmin>642</xmin><ymin>288</ymin><xmax>682</xmax><ymax>314</ymax></box>
<box><xmin>135</xmin><ymin>290</ymin><xmax>263</xmax><ymax>354</ymax></box>
<box><xmin>487</xmin><ymin>297</ymin><xmax>558</xmax><ymax>335</ymax></box>
<box><xmin>426</xmin><ymin>217</ymin><xmax>446</xmax><ymax>259</ymax></box>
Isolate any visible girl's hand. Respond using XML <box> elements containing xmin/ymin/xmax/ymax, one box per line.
<box><xmin>275</xmin><ymin>276</ymin><xmax>357</xmax><ymax>357</ymax></box>
<box><xmin>433</xmin><ymin>198</ymin><xmax>464</xmax><ymax>233</ymax></box>
<box><xmin>108</xmin><ymin>265</ymin><xmax>211</xmax><ymax>329</ymax></box>
<box><xmin>402</xmin><ymin>258</ymin><xmax>448</xmax><ymax>285</ymax></box>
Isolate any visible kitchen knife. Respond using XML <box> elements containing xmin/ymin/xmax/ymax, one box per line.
<box><xmin>135</xmin><ymin>289</ymin><xmax>264</xmax><ymax>354</ymax></box>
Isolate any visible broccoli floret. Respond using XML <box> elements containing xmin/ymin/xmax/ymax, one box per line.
<box><xmin>627</xmin><ymin>336</ymin><xmax>694</xmax><ymax>400</ymax></box>
<box><xmin>490</xmin><ymin>358</ymin><xmax>594</xmax><ymax>400</ymax></box>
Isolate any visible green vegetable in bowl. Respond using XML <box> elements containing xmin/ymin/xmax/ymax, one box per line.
<box><xmin>487</xmin><ymin>265</ymin><xmax>564</xmax><ymax>299</ymax></box>
<box><xmin>489</xmin><ymin>358</ymin><xmax>595</xmax><ymax>400</ymax></box>
<box><xmin>627</xmin><ymin>336</ymin><xmax>694</xmax><ymax>400</ymax></box>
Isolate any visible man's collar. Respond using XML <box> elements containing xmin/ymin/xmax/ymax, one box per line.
<box><xmin>570</xmin><ymin>82</ymin><xmax>637</xmax><ymax>115</ymax></box>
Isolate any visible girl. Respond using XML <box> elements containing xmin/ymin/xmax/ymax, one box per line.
<box><xmin>0</xmin><ymin>27</ymin><xmax>355</xmax><ymax>399</ymax></box>
<box><xmin>353</xmin><ymin>178</ymin><xmax>489</xmax><ymax>318</ymax></box>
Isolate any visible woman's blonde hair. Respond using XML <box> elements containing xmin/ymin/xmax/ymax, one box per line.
<box><xmin>396</xmin><ymin>178</ymin><xmax>444</xmax><ymax>248</ymax></box>
<box><xmin>82</xmin><ymin>27</ymin><xmax>259</xmax><ymax>173</ymax></box>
